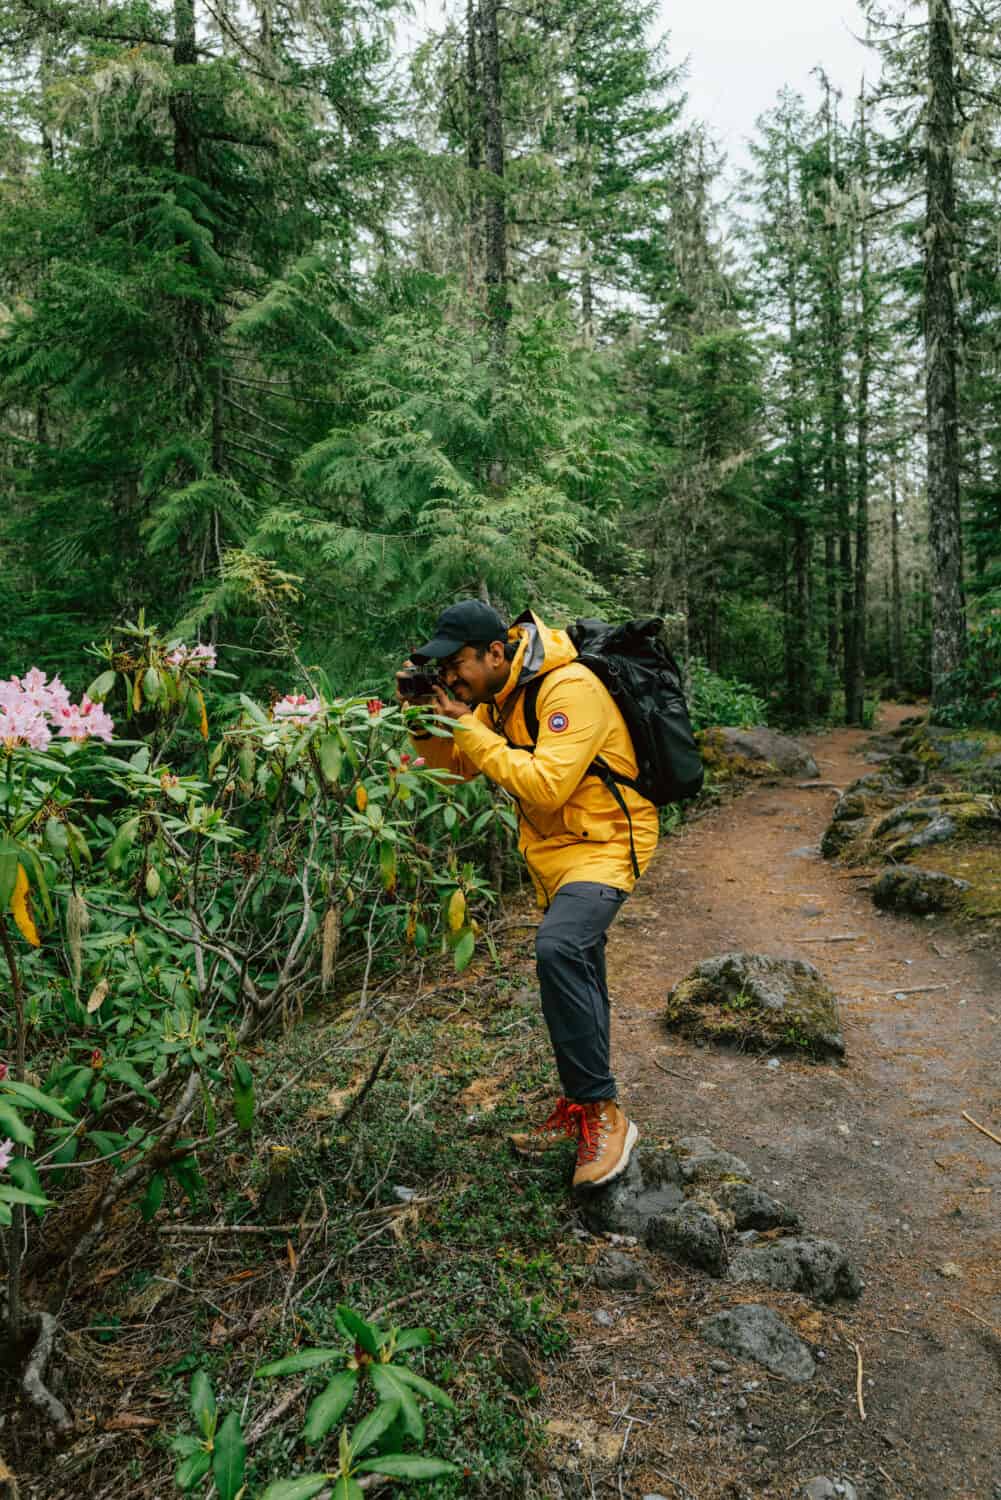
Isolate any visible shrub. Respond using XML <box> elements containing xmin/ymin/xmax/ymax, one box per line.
<box><xmin>685</xmin><ymin>658</ymin><xmax>767</xmax><ymax>731</ymax></box>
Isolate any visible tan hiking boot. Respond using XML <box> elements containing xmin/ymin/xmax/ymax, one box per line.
<box><xmin>571</xmin><ymin>1099</ymin><xmax>638</xmax><ymax>1189</ymax></box>
<box><xmin>509</xmin><ymin>1096</ymin><xmax>579</xmax><ymax>1157</ymax></box>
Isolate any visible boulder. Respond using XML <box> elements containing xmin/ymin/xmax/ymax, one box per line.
<box><xmin>700</xmin><ymin>1304</ymin><xmax>815</xmax><ymax>1382</ymax></box>
<box><xmin>869</xmin><ymin>793</ymin><xmax>1001</xmax><ymax>860</ymax></box>
<box><xmin>664</xmin><ymin>953</ymin><xmax>845</xmax><ymax>1059</ymax></box>
<box><xmin>821</xmin><ymin>818</ymin><xmax>870</xmax><ymax>860</ymax></box>
<box><xmin>701</xmin><ymin>726</ymin><xmax>819</xmax><ymax>779</ymax></box>
<box><xmin>728</xmin><ymin>1236</ymin><xmax>862</xmax><ymax>1303</ymax></box>
<box><xmin>872</xmin><ymin>868</ymin><xmax>970</xmax><ymax>915</ymax></box>
<box><xmin>674</xmin><ymin>1135</ymin><xmax>752</xmax><ymax>1184</ymax></box>
<box><xmin>591</xmin><ymin>1249</ymin><xmax>654</xmax><ymax>1292</ymax></box>
<box><xmin>713</xmin><ymin>1181</ymin><xmax>801</xmax><ymax>1232</ymax></box>
<box><xmin>645</xmin><ymin>1201</ymin><xmax>727</xmax><ymax>1275</ymax></box>
<box><xmin>574</xmin><ymin>1147</ymin><xmax>684</xmax><ymax>1236</ymax></box>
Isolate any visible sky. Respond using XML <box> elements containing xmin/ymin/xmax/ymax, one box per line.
<box><xmin>400</xmin><ymin>0</ymin><xmax>874</xmax><ymax>177</ymax></box>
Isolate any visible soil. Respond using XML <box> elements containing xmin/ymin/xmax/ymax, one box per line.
<box><xmin>542</xmin><ymin>705</ymin><xmax>1001</xmax><ymax>1500</ymax></box>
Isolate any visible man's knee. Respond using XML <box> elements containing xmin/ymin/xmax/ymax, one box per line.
<box><xmin>535</xmin><ymin>927</ymin><xmax>576</xmax><ymax>973</ymax></box>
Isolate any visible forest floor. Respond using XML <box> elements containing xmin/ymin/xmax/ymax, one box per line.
<box><xmin>537</xmin><ymin>702</ymin><xmax>1001</xmax><ymax>1500</ymax></box>
<box><xmin>14</xmin><ymin>706</ymin><xmax>1001</xmax><ymax>1500</ymax></box>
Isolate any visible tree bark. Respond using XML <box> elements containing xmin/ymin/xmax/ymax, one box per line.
<box><xmin>890</xmin><ymin>464</ymin><xmax>904</xmax><ymax>697</ymax></box>
<box><xmin>925</xmin><ymin>0</ymin><xmax>967</xmax><ymax>704</ymax></box>
<box><xmin>846</xmin><ymin>87</ymin><xmax>872</xmax><ymax>725</ymax></box>
<box><xmin>465</xmin><ymin>0</ymin><xmax>483</xmax><ymax>303</ymax></box>
<box><xmin>478</xmin><ymin>0</ymin><xmax>509</xmax><ymax>366</ymax></box>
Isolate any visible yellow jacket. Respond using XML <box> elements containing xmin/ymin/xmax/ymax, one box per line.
<box><xmin>415</xmin><ymin>612</ymin><xmax>659</xmax><ymax>907</ymax></box>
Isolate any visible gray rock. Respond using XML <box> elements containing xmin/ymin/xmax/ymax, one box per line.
<box><xmin>802</xmin><ymin>1481</ymin><xmax>859</xmax><ymax>1500</ymax></box>
<box><xmin>591</xmin><ymin>1249</ymin><xmax>653</xmax><ymax>1292</ymax></box>
<box><xmin>674</xmin><ymin>1135</ymin><xmax>752</xmax><ymax>1184</ymax></box>
<box><xmin>592</xmin><ymin>1308</ymin><xmax>615</xmax><ymax>1327</ymax></box>
<box><xmin>574</xmin><ymin>1146</ymin><xmax>684</xmax><ymax>1236</ymax></box>
<box><xmin>923</xmin><ymin>728</ymin><xmax>992</xmax><ymax>768</ymax></box>
<box><xmin>728</xmin><ymin>1236</ymin><xmax>863</xmax><ymax>1303</ymax></box>
<box><xmin>714</xmin><ymin>1181</ymin><xmax>801</xmax><ymax>1231</ymax></box>
<box><xmin>887</xmin><ymin>752</ymin><xmax>926</xmax><ymax>787</ymax></box>
<box><xmin>708</xmin><ymin>726</ymin><xmax>820</xmax><ymax>778</ymax></box>
<box><xmin>832</xmin><ymin>792</ymin><xmax>869</xmax><ymax>823</ymax></box>
<box><xmin>665</xmin><ymin>953</ymin><xmax>845</xmax><ymax>1059</ymax></box>
<box><xmin>700</xmin><ymin>1304</ymin><xmax>815</xmax><ymax>1382</ymax></box>
<box><xmin>645</xmin><ymin>1201</ymin><xmax>727</xmax><ymax>1276</ymax></box>
<box><xmin>872</xmin><ymin>867</ymin><xmax>970</xmax><ymax>915</ymax></box>
<box><xmin>821</xmin><ymin>818</ymin><xmax>870</xmax><ymax>859</ymax></box>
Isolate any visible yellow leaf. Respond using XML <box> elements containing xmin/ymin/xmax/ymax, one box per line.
<box><xmin>197</xmin><ymin>689</ymin><xmax>208</xmax><ymax>741</ymax></box>
<box><xmin>447</xmin><ymin>888</ymin><xmax>466</xmax><ymax>933</ymax></box>
<box><xmin>133</xmin><ymin>674</ymin><xmax>143</xmax><ymax>713</ymax></box>
<box><xmin>87</xmin><ymin>978</ymin><xmax>110</xmax><ymax>1013</ymax></box>
<box><xmin>11</xmin><ymin>864</ymin><xmax>40</xmax><ymax>947</ymax></box>
<box><xmin>355</xmin><ymin>784</ymin><xmax>368</xmax><ymax>813</ymax></box>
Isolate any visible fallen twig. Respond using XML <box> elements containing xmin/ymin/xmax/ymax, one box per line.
<box><xmin>653</xmin><ymin>1057</ymin><xmax>692</xmax><ymax>1082</ymax></box>
<box><xmin>795</xmin><ymin>934</ymin><xmax>863</xmax><ymax>943</ymax></box>
<box><xmin>158</xmin><ymin>1221</ymin><xmax>326</xmax><ymax>1236</ymax></box>
<box><xmin>849</xmin><ymin>1340</ymin><xmax>866</xmax><ymax>1422</ymax></box>
<box><xmin>245</xmin><ymin>1381</ymin><xmax>306</xmax><ymax>1448</ymax></box>
<box><xmin>336</xmin><ymin>1045</ymin><xmax>390</xmax><ymax>1126</ymax></box>
<box><xmin>949</xmin><ymin>1302</ymin><xmax>1001</xmax><ymax>1340</ymax></box>
<box><xmin>796</xmin><ymin>781</ymin><xmax>843</xmax><ymax>790</ymax></box>
<box><xmin>652</xmin><ymin>1470</ymin><xmax>698</xmax><ymax>1500</ymax></box>
<box><xmin>885</xmin><ymin>984</ymin><xmax>949</xmax><ymax>996</ymax></box>
<box><xmin>962</xmin><ymin>1111</ymin><xmax>1001</xmax><ymax>1148</ymax></box>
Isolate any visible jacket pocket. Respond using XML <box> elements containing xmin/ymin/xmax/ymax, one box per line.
<box><xmin>561</xmin><ymin>797</ymin><xmax>614</xmax><ymax>844</ymax></box>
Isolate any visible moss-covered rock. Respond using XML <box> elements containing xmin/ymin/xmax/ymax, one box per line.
<box><xmin>664</xmin><ymin>952</ymin><xmax>844</xmax><ymax>1058</ymax></box>
<box><xmin>821</xmin><ymin>817</ymin><xmax>871</xmax><ymax>860</ymax></box>
<box><xmin>872</xmin><ymin>868</ymin><xmax>971</xmax><ymax>915</ymax></box>
<box><xmin>697</xmin><ymin>726</ymin><xmax>819</xmax><ymax>781</ymax></box>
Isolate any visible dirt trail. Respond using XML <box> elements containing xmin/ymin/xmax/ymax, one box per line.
<box><xmin>587</xmin><ymin>706</ymin><xmax>1000</xmax><ymax>1499</ymax></box>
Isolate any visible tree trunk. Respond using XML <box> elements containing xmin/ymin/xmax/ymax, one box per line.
<box><xmin>925</xmin><ymin>0</ymin><xmax>967</xmax><ymax>704</ymax></box>
<box><xmin>846</xmin><ymin>88</ymin><xmax>872</xmax><ymax>726</ymax></box>
<box><xmin>465</xmin><ymin>0</ymin><xmax>483</xmax><ymax>303</ymax></box>
<box><xmin>890</xmin><ymin>465</ymin><xmax>904</xmax><ymax>697</ymax></box>
<box><xmin>478</xmin><ymin>0</ymin><xmax>509</xmax><ymax>367</ymax></box>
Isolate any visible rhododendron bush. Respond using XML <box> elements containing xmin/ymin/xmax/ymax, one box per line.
<box><xmin>0</xmin><ymin>617</ymin><xmax>512</xmax><ymax>1414</ymax></box>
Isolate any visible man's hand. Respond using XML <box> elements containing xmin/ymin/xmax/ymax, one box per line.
<box><xmin>430</xmin><ymin>683</ymin><xmax>472</xmax><ymax>722</ymax></box>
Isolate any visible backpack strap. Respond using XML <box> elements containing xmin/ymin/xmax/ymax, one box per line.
<box><xmin>494</xmin><ymin>675</ymin><xmax>642</xmax><ymax>881</ymax></box>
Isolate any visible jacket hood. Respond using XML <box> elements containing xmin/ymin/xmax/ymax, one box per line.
<box><xmin>493</xmin><ymin>609</ymin><xmax>577</xmax><ymax>710</ymax></box>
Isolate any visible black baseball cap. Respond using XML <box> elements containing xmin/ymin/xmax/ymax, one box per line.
<box><xmin>412</xmin><ymin>600</ymin><xmax>509</xmax><ymax>663</ymax></box>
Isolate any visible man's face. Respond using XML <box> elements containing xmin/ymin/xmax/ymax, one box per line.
<box><xmin>438</xmin><ymin>640</ymin><xmax>510</xmax><ymax>707</ymax></box>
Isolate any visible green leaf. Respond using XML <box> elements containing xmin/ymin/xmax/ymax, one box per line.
<box><xmin>453</xmin><ymin>928</ymin><xmax>475</xmax><ymax>973</ymax></box>
<box><xmin>212</xmin><ymin>1411</ymin><xmax>246</xmax><ymax>1500</ymax></box>
<box><xmin>233</xmin><ymin>1077</ymin><xmax>254</xmax><ymax>1132</ymax></box>
<box><xmin>0</xmin><ymin>1104</ymin><xmax>34</xmax><ymax>1149</ymax></box>
<box><xmin>0</xmin><ymin>843</ymin><xmax>19</xmax><ymax>909</ymax></box>
<box><xmin>330</xmin><ymin>1477</ymin><xmax>364</xmax><ymax>1500</ymax></box>
<box><xmin>303</xmin><ymin>1369</ymin><xmax>358</xmax><ymax>1445</ymax></box>
<box><xmin>336</xmin><ymin>1305</ymin><xmax>381</xmax><ymax>1357</ymax></box>
<box><xmin>259</xmin><ymin>1477</ymin><xmax>329</xmax><ymax>1500</ymax></box>
<box><xmin>443</xmin><ymin>804</ymin><xmax>457</xmax><ymax>832</ymax></box>
<box><xmin>355</xmin><ymin>1455</ymin><xmax>460</xmax><ymax>1479</ymax></box>
<box><xmin>105</xmin><ymin>816</ymin><xmax>140</xmax><ymax>872</ymax></box>
<box><xmin>103</xmin><ymin>1060</ymin><xmax>158</xmax><ymax>1107</ymax></box>
<box><xmin>393</xmin><ymin>1327</ymin><xmax>433</xmax><ymax>1351</ymax></box>
<box><xmin>87</xmin><ymin>670</ymin><xmax>117</xmax><ymax>703</ymax></box>
<box><xmin>370</xmin><ymin>1364</ymin><xmax>423</xmax><ymax>1443</ymax></box>
<box><xmin>140</xmin><ymin>1171</ymin><xmax>166</xmax><ymax>1223</ymax></box>
<box><xmin>190</xmin><ymin>1369</ymin><xmax>216</xmax><ymax>1440</ymax></box>
<box><xmin>8</xmin><ymin>1157</ymin><xmax>47</xmax><ymax>1216</ymax></box>
<box><xmin>43</xmin><ymin>817</ymin><xmax>68</xmax><ymax>857</ymax></box>
<box><xmin>233</xmin><ymin>1058</ymin><xmax>253</xmax><ymax>1091</ymax></box>
<box><xmin>66</xmin><ymin>823</ymin><xmax>92</xmax><ymax>867</ymax></box>
<box><xmin>0</xmin><ymin>1184</ymin><xmax>52</xmax><ymax>1210</ymax></box>
<box><xmin>390</xmin><ymin>1365</ymin><xmax>456</xmax><ymax>1410</ymax></box>
<box><xmin>348</xmin><ymin>1398</ymin><xmax>399</xmax><ymax>1459</ymax></box>
<box><xmin>318</xmin><ymin>735</ymin><xmax>342</xmax><ymax>784</ymax></box>
<box><xmin>379</xmin><ymin>840</ymin><xmax>397</xmax><ymax>893</ymax></box>
<box><xmin>143</xmin><ymin>667</ymin><xmax>162</xmax><ymax>705</ymax></box>
<box><xmin>256</xmin><ymin>1348</ymin><xmax>342</xmax><ymax>1378</ymax></box>
<box><xmin>1</xmin><ymin>1079</ymin><xmax>75</xmax><ymax>1123</ymax></box>
<box><xmin>175</xmin><ymin>1449</ymin><xmax>212</xmax><ymax>1492</ymax></box>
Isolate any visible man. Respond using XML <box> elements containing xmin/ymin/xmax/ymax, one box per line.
<box><xmin>398</xmin><ymin>599</ymin><xmax>658</xmax><ymax>1189</ymax></box>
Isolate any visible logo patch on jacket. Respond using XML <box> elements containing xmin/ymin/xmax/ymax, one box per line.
<box><xmin>547</xmin><ymin>711</ymin><xmax>570</xmax><ymax>733</ymax></box>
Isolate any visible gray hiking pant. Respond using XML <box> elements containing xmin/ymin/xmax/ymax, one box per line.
<box><xmin>534</xmin><ymin>881</ymin><xmax>628</xmax><ymax>1103</ymax></box>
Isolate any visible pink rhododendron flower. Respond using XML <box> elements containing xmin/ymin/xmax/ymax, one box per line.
<box><xmin>414</xmin><ymin>757</ymin><xmax>426</xmax><ymax>768</ymax></box>
<box><xmin>273</xmin><ymin>693</ymin><xmax>322</xmax><ymax>722</ymax></box>
<box><xmin>0</xmin><ymin>1062</ymin><xmax>8</xmax><ymax>1082</ymax></box>
<box><xmin>18</xmin><ymin>668</ymin><xmax>70</xmax><ymax>715</ymax></box>
<box><xmin>56</xmin><ymin>696</ymin><xmax>115</xmax><ymax>744</ymax></box>
<box><xmin>0</xmin><ymin>1139</ymin><xmax>14</xmax><ymax>1173</ymax></box>
<box><xmin>165</xmin><ymin>642</ymin><xmax>217</xmax><ymax>670</ymax></box>
<box><xmin>0</xmin><ymin>700</ymin><xmax>52</xmax><ymax>750</ymax></box>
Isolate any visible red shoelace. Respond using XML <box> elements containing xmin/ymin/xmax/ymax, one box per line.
<box><xmin>536</xmin><ymin>1097</ymin><xmax>577</xmax><ymax>1138</ymax></box>
<box><xmin>535</xmin><ymin>1099</ymin><xmax>608</xmax><ymax>1164</ymax></box>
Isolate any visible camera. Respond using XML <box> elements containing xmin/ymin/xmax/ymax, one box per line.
<box><xmin>397</xmin><ymin>666</ymin><xmax>442</xmax><ymax>700</ymax></box>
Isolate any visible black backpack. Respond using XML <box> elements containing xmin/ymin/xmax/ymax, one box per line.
<box><xmin>509</xmin><ymin>617</ymin><xmax>704</xmax><ymax>876</ymax></box>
